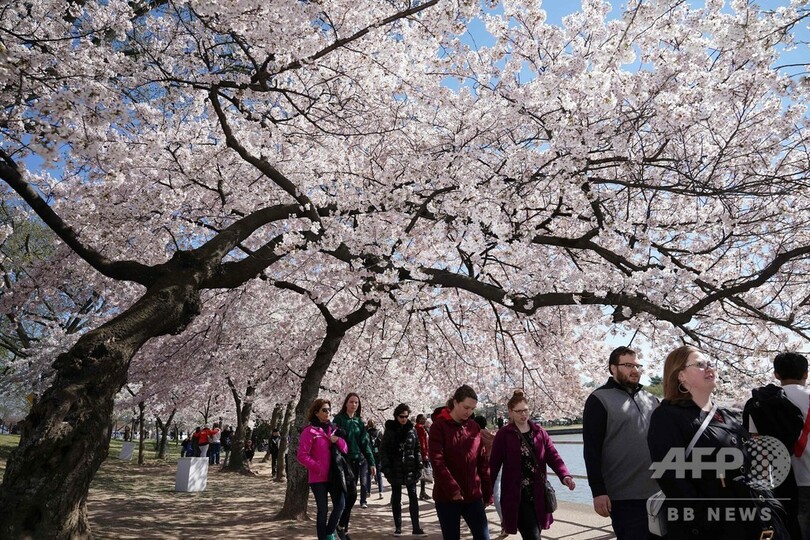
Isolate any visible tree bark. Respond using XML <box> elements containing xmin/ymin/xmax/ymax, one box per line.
<box><xmin>274</xmin><ymin>401</ymin><xmax>293</xmax><ymax>482</ymax></box>
<box><xmin>262</xmin><ymin>403</ymin><xmax>284</xmax><ymax>463</ymax></box>
<box><xmin>155</xmin><ymin>408</ymin><xmax>177</xmax><ymax>460</ymax></box>
<box><xmin>137</xmin><ymin>401</ymin><xmax>146</xmax><ymax>465</ymax></box>
<box><xmin>275</xmin><ymin>300</ymin><xmax>377</xmax><ymax>520</ymax></box>
<box><xmin>223</xmin><ymin>379</ymin><xmax>254</xmax><ymax>472</ymax></box>
<box><xmin>0</xmin><ymin>280</ymin><xmax>201</xmax><ymax>539</ymax></box>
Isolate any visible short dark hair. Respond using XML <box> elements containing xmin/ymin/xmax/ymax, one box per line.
<box><xmin>774</xmin><ymin>352</ymin><xmax>809</xmax><ymax>380</ymax></box>
<box><xmin>474</xmin><ymin>415</ymin><xmax>487</xmax><ymax>429</ymax></box>
<box><xmin>608</xmin><ymin>346</ymin><xmax>636</xmax><ymax>372</ymax></box>
<box><xmin>394</xmin><ymin>403</ymin><xmax>411</xmax><ymax>418</ymax></box>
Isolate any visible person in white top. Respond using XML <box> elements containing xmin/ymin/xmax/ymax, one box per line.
<box><xmin>748</xmin><ymin>352</ymin><xmax>810</xmax><ymax>540</ymax></box>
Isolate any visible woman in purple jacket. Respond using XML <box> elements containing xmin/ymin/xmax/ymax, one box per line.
<box><xmin>489</xmin><ymin>390</ymin><xmax>576</xmax><ymax>540</ymax></box>
<box><xmin>297</xmin><ymin>398</ymin><xmax>348</xmax><ymax>540</ymax></box>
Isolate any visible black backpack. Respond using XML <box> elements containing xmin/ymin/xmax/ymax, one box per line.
<box><xmin>743</xmin><ymin>384</ymin><xmax>805</xmax><ymax>451</ymax></box>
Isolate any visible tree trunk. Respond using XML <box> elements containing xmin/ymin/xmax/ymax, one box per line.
<box><xmin>155</xmin><ymin>409</ymin><xmax>176</xmax><ymax>460</ymax></box>
<box><xmin>262</xmin><ymin>403</ymin><xmax>284</xmax><ymax>463</ymax></box>
<box><xmin>274</xmin><ymin>300</ymin><xmax>377</xmax><ymax>521</ymax></box>
<box><xmin>275</xmin><ymin>326</ymin><xmax>350</xmax><ymax>520</ymax></box>
<box><xmin>0</xmin><ymin>281</ymin><xmax>201</xmax><ymax>539</ymax></box>
<box><xmin>223</xmin><ymin>379</ymin><xmax>254</xmax><ymax>472</ymax></box>
<box><xmin>137</xmin><ymin>401</ymin><xmax>146</xmax><ymax>465</ymax></box>
<box><xmin>274</xmin><ymin>401</ymin><xmax>293</xmax><ymax>482</ymax></box>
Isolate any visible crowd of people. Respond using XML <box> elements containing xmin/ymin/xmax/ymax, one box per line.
<box><xmin>297</xmin><ymin>384</ymin><xmax>575</xmax><ymax>540</ymax></box>
<box><xmin>295</xmin><ymin>345</ymin><xmax>810</xmax><ymax>540</ymax></box>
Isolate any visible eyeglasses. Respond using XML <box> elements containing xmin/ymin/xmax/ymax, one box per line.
<box><xmin>398</xmin><ymin>414</ymin><xmax>410</xmax><ymax>419</ymax></box>
<box><xmin>320</xmin><ymin>408</ymin><xmax>331</xmax><ymax>413</ymax></box>
<box><xmin>685</xmin><ymin>360</ymin><xmax>714</xmax><ymax>370</ymax></box>
<box><xmin>512</xmin><ymin>408</ymin><xmax>530</xmax><ymax>415</ymax></box>
<box><xmin>616</xmin><ymin>363</ymin><xmax>643</xmax><ymax>371</ymax></box>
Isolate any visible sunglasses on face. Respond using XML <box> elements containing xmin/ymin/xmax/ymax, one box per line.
<box><xmin>684</xmin><ymin>360</ymin><xmax>714</xmax><ymax>370</ymax></box>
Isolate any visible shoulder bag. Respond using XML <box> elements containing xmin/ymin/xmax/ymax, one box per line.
<box><xmin>647</xmin><ymin>403</ymin><xmax>717</xmax><ymax>536</ymax></box>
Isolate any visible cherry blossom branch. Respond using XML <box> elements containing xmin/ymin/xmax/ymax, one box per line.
<box><xmin>0</xmin><ymin>150</ymin><xmax>157</xmax><ymax>284</ymax></box>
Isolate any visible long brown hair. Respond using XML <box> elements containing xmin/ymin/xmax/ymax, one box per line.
<box><xmin>306</xmin><ymin>398</ymin><xmax>331</xmax><ymax>423</ymax></box>
<box><xmin>340</xmin><ymin>392</ymin><xmax>363</xmax><ymax>417</ymax></box>
<box><xmin>663</xmin><ymin>345</ymin><xmax>700</xmax><ymax>401</ymax></box>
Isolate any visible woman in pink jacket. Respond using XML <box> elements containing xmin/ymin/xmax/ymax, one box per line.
<box><xmin>297</xmin><ymin>398</ymin><xmax>348</xmax><ymax>540</ymax></box>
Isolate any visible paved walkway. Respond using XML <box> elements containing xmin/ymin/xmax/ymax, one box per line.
<box><xmin>86</xmin><ymin>457</ymin><xmax>616</xmax><ymax>539</ymax></box>
<box><xmin>297</xmin><ymin>487</ymin><xmax>616</xmax><ymax>540</ymax></box>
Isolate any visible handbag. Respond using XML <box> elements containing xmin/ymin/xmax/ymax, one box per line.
<box><xmin>647</xmin><ymin>403</ymin><xmax>717</xmax><ymax>536</ymax></box>
<box><xmin>543</xmin><ymin>477</ymin><xmax>558</xmax><ymax>513</ymax></box>
<box><xmin>420</xmin><ymin>462</ymin><xmax>434</xmax><ymax>483</ymax></box>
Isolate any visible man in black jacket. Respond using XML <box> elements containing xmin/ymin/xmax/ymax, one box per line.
<box><xmin>583</xmin><ymin>345</ymin><xmax>660</xmax><ymax>539</ymax></box>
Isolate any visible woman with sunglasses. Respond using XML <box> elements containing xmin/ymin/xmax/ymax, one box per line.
<box><xmin>489</xmin><ymin>389</ymin><xmax>575</xmax><ymax>539</ymax></box>
<box><xmin>298</xmin><ymin>398</ymin><xmax>348</xmax><ymax>540</ymax></box>
<box><xmin>647</xmin><ymin>345</ymin><xmax>787</xmax><ymax>539</ymax></box>
<box><xmin>381</xmin><ymin>403</ymin><xmax>426</xmax><ymax>536</ymax></box>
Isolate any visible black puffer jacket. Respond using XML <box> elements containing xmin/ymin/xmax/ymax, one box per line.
<box><xmin>381</xmin><ymin>420</ymin><xmax>422</xmax><ymax>486</ymax></box>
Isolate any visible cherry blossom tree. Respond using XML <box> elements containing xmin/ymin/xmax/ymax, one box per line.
<box><xmin>1</xmin><ymin>0</ymin><xmax>809</xmax><ymax>537</ymax></box>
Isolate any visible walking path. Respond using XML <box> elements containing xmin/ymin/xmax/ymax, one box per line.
<box><xmin>86</xmin><ymin>456</ymin><xmax>615</xmax><ymax>539</ymax></box>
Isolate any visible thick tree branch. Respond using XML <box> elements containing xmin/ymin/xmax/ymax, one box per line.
<box><xmin>0</xmin><ymin>150</ymin><xmax>157</xmax><ymax>285</ymax></box>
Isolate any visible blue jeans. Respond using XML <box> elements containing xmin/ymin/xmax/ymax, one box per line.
<box><xmin>610</xmin><ymin>499</ymin><xmax>651</xmax><ymax>540</ymax></box>
<box><xmin>311</xmin><ymin>482</ymin><xmax>345</xmax><ymax>540</ymax></box>
<box><xmin>359</xmin><ymin>457</ymin><xmax>371</xmax><ymax>505</ymax></box>
<box><xmin>208</xmin><ymin>442</ymin><xmax>221</xmax><ymax>464</ymax></box>
<box><xmin>435</xmin><ymin>499</ymin><xmax>490</xmax><ymax>540</ymax></box>
<box><xmin>375</xmin><ymin>465</ymin><xmax>384</xmax><ymax>494</ymax></box>
<box><xmin>493</xmin><ymin>470</ymin><xmax>503</xmax><ymax>522</ymax></box>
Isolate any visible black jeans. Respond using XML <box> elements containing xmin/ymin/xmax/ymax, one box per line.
<box><xmin>391</xmin><ymin>482</ymin><xmax>420</xmax><ymax>531</ymax></box>
<box><xmin>610</xmin><ymin>499</ymin><xmax>652</xmax><ymax>540</ymax></box>
<box><xmin>435</xmin><ymin>499</ymin><xmax>490</xmax><ymax>540</ymax></box>
<box><xmin>311</xmin><ymin>482</ymin><xmax>345</xmax><ymax>540</ymax></box>
<box><xmin>338</xmin><ymin>457</ymin><xmax>362</xmax><ymax>530</ymax></box>
<box><xmin>516</xmin><ymin>495</ymin><xmax>541</xmax><ymax>540</ymax></box>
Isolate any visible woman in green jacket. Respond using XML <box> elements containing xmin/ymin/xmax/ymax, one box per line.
<box><xmin>333</xmin><ymin>392</ymin><xmax>376</xmax><ymax>539</ymax></box>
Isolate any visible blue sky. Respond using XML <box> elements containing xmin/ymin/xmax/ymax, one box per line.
<box><xmin>458</xmin><ymin>0</ymin><xmax>807</xmax><ymax>79</ymax></box>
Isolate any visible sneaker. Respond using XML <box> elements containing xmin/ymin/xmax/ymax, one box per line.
<box><xmin>419</xmin><ymin>493</ymin><xmax>432</xmax><ymax>501</ymax></box>
<box><xmin>413</xmin><ymin>529</ymin><xmax>427</xmax><ymax>536</ymax></box>
<box><xmin>378</xmin><ymin>493</ymin><xmax>384</xmax><ymax>499</ymax></box>
<box><xmin>394</xmin><ymin>529</ymin><xmax>402</xmax><ymax>536</ymax></box>
<box><xmin>361</xmin><ymin>503</ymin><xmax>368</xmax><ymax>509</ymax></box>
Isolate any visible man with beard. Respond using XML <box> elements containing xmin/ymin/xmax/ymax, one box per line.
<box><xmin>583</xmin><ymin>346</ymin><xmax>661</xmax><ymax>539</ymax></box>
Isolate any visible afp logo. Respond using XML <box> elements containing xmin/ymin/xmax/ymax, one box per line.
<box><xmin>650</xmin><ymin>435</ymin><xmax>792</xmax><ymax>489</ymax></box>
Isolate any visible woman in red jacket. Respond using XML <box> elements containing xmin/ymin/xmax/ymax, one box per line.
<box><xmin>429</xmin><ymin>384</ymin><xmax>492</xmax><ymax>540</ymax></box>
<box><xmin>489</xmin><ymin>390</ymin><xmax>576</xmax><ymax>539</ymax></box>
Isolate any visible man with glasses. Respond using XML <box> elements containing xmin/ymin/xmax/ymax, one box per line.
<box><xmin>583</xmin><ymin>345</ymin><xmax>661</xmax><ymax>539</ymax></box>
